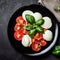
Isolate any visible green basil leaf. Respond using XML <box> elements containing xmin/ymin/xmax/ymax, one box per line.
<box><xmin>52</xmin><ymin>50</ymin><xmax>60</xmax><ymax>56</ymax></box>
<box><xmin>55</xmin><ymin>46</ymin><xmax>60</xmax><ymax>50</ymax></box>
<box><xmin>24</xmin><ymin>24</ymin><xmax>33</xmax><ymax>30</ymax></box>
<box><xmin>25</xmin><ymin>14</ymin><xmax>35</xmax><ymax>24</ymax></box>
<box><xmin>29</xmin><ymin>29</ymin><xmax>36</xmax><ymax>37</ymax></box>
<box><xmin>33</xmin><ymin>23</ymin><xmax>38</xmax><ymax>29</ymax></box>
<box><xmin>36</xmin><ymin>27</ymin><xmax>44</xmax><ymax>34</ymax></box>
<box><xmin>52</xmin><ymin>46</ymin><xmax>60</xmax><ymax>56</ymax></box>
<box><xmin>36</xmin><ymin>19</ymin><xmax>44</xmax><ymax>25</ymax></box>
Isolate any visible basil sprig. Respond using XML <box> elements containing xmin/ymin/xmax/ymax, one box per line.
<box><xmin>25</xmin><ymin>14</ymin><xmax>44</xmax><ymax>37</ymax></box>
<box><xmin>25</xmin><ymin>14</ymin><xmax>35</xmax><ymax>24</ymax></box>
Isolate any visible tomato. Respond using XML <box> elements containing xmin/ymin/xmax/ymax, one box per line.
<box><xmin>32</xmin><ymin>38</ymin><xmax>35</xmax><ymax>43</ymax></box>
<box><xmin>16</xmin><ymin>16</ymin><xmax>27</xmax><ymax>25</ymax></box>
<box><xmin>16</xmin><ymin>16</ymin><xmax>23</xmax><ymax>22</ymax></box>
<box><xmin>40</xmin><ymin>40</ymin><xmax>47</xmax><ymax>46</ymax></box>
<box><xmin>16</xmin><ymin>16</ymin><xmax>24</xmax><ymax>24</ymax></box>
<box><xmin>14</xmin><ymin>24</ymin><xmax>20</xmax><ymax>31</ymax></box>
<box><xmin>23</xmin><ymin>20</ymin><xmax>27</xmax><ymax>25</ymax></box>
<box><xmin>14</xmin><ymin>23</ymin><xmax>23</xmax><ymax>31</ymax></box>
<box><xmin>34</xmin><ymin>33</ymin><xmax>40</xmax><ymax>40</ymax></box>
<box><xmin>39</xmin><ymin>33</ymin><xmax>43</xmax><ymax>40</ymax></box>
<box><xmin>14</xmin><ymin>30</ymin><xmax>23</xmax><ymax>41</ymax></box>
<box><xmin>31</xmin><ymin>42</ymin><xmax>41</xmax><ymax>52</ymax></box>
<box><xmin>22</xmin><ymin>29</ymin><xmax>28</xmax><ymax>34</ymax></box>
<box><xmin>33</xmin><ymin>33</ymin><xmax>43</xmax><ymax>41</ymax></box>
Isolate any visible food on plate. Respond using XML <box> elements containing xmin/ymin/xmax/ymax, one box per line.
<box><xmin>33</xmin><ymin>12</ymin><xmax>42</xmax><ymax>21</ymax></box>
<box><xmin>41</xmin><ymin>17</ymin><xmax>52</xmax><ymax>29</ymax></box>
<box><xmin>35</xmin><ymin>19</ymin><xmax>44</xmax><ymax>25</ymax></box>
<box><xmin>14</xmin><ymin>30</ymin><xmax>24</xmax><ymax>41</ymax></box>
<box><xmin>22</xmin><ymin>10</ymin><xmax>33</xmax><ymax>20</ymax></box>
<box><xmin>31</xmin><ymin>42</ymin><xmax>41</xmax><ymax>52</ymax></box>
<box><xmin>43</xmin><ymin>30</ymin><xmax>53</xmax><ymax>41</ymax></box>
<box><xmin>22</xmin><ymin>35</ymin><xmax>31</xmax><ymax>47</ymax></box>
<box><xmin>14</xmin><ymin>10</ymin><xmax>53</xmax><ymax>52</ymax></box>
<box><xmin>25</xmin><ymin>14</ymin><xmax>35</xmax><ymax>24</ymax></box>
<box><xmin>36</xmin><ymin>27</ymin><xmax>44</xmax><ymax>34</ymax></box>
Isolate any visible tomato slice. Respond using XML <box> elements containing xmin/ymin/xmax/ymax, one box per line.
<box><xmin>14</xmin><ymin>24</ymin><xmax>20</xmax><ymax>31</ymax></box>
<box><xmin>23</xmin><ymin>20</ymin><xmax>27</xmax><ymax>25</ymax></box>
<box><xmin>16</xmin><ymin>16</ymin><xmax>27</xmax><ymax>26</ymax></box>
<box><xmin>22</xmin><ymin>29</ymin><xmax>29</xmax><ymax>34</ymax></box>
<box><xmin>16</xmin><ymin>16</ymin><xmax>23</xmax><ymax>22</ymax></box>
<box><xmin>39</xmin><ymin>33</ymin><xmax>43</xmax><ymax>40</ymax></box>
<box><xmin>16</xmin><ymin>16</ymin><xmax>24</xmax><ymax>24</ymax></box>
<box><xmin>14</xmin><ymin>23</ymin><xmax>23</xmax><ymax>31</ymax></box>
<box><xmin>34</xmin><ymin>33</ymin><xmax>40</xmax><ymax>40</ymax></box>
<box><xmin>40</xmin><ymin>40</ymin><xmax>47</xmax><ymax>46</ymax></box>
<box><xmin>32</xmin><ymin>38</ymin><xmax>36</xmax><ymax>43</ymax></box>
<box><xmin>31</xmin><ymin>42</ymin><xmax>41</xmax><ymax>52</ymax></box>
<box><xmin>14</xmin><ymin>30</ymin><xmax>23</xmax><ymax>41</ymax></box>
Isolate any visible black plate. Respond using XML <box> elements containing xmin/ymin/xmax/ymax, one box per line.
<box><xmin>7</xmin><ymin>4</ymin><xmax>58</xmax><ymax>56</ymax></box>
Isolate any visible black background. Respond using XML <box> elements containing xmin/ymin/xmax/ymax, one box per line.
<box><xmin>0</xmin><ymin>0</ymin><xmax>60</xmax><ymax>60</ymax></box>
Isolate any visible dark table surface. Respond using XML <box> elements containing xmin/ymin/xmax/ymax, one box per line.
<box><xmin>0</xmin><ymin>0</ymin><xmax>60</xmax><ymax>60</ymax></box>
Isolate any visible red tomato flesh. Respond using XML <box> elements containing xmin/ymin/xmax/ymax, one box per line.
<box><xmin>14</xmin><ymin>23</ymin><xmax>24</xmax><ymax>31</ymax></box>
<box><xmin>14</xmin><ymin>30</ymin><xmax>23</xmax><ymax>41</ymax></box>
<box><xmin>31</xmin><ymin>42</ymin><xmax>41</xmax><ymax>52</ymax></box>
<box><xmin>40</xmin><ymin>40</ymin><xmax>47</xmax><ymax>46</ymax></box>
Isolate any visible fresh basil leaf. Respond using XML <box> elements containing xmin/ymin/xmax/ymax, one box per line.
<box><xmin>36</xmin><ymin>27</ymin><xmax>44</xmax><ymax>34</ymax></box>
<box><xmin>36</xmin><ymin>19</ymin><xmax>44</xmax><ymax>25</ymax></box>
<box><xmin>24</xmin><ymin>24</ymin><xmax>33</xmax><ymax>30</ymax></box>
<box><xmin>29</xmin><ymin>29</ymin><xmax>36</xmax><ymax>37</ymax></box>
<box><xmin>25</xmin><ymin>14</ymin><xmax>35</xmax><ymax>24</ymax></box>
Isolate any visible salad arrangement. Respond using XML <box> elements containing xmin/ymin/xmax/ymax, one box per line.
<box><xmin>14</xmin><ymin>10</ymin><xmax>53</xmax><ymax>52</ymax></box>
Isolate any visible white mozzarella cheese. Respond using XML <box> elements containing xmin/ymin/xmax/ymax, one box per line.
<box><xmin>21</xmin><ymin>35</ymin><xmax>31</xmax><ymax>47</ymax></box>
<box><xmin>22</xmin><ymin>10</ymin><xmax>33</xmax><ymax>21</ymax></box>
<box><xmin>43</xmin><ymin>30</ymin><xmax>53</xmax><ymax>41</ymax></box>
<box><xmin>33</xmin><ymin>12</ymin><xmax>42</xmax><ymax>21</ymax></box>
<box><xmin>41</xmin><ymin>17</ymin><xmax>52</xmax><ymax>29</ymax></box>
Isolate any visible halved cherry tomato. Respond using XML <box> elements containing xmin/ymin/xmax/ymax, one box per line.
<box><xmin>33</xmin><ymin>33</ymin><xmax>43</xmax><ymax>41</ymax></box>
<box><xmin>22</xmin><ymin>29</ymin><xmax>29</xmax><ymax>34</ymax></box>
<box><xmin>34</xmin><ymin>33</ymin><xmax>40</xmax><ymax>40</ymax></box>
<box><xmin>23</xmin><ymin>20</ymin><xmax>27</xmax><ymax>25</ymax></box>
<box><xmin>14</xmin><ymin>23</ymin><xmax>23</xmax><ymax>31</ymax></box>
<box><xmin>39</xmin><ymin>33</ymin><xmax>43</xmax><ymax>40</ymax></box>
<box><xmin>14</xmin><ymin>30</ymin><xmax>23</xmax><ymax>41</ymax></box>
<box><xmin>16</xmin><ymin>16</ymin><xmax>24</xmax><ymax>25</ymax></box>
<box><xmin>31</xmin><ymin>42</ymin><xmax>41</xmax><ymax>52</ymax></box>
<box><xmin>40</xmin><ymin>40</ymin><xmax>47</xmax><ymax>46</ymax></box>
<box><xmin>16</xmin><ymin>16</ymin><xmax>27</xmax><ymax>25</ymax></box>
<box><xmin>32</xmin><ymin>38</ymin><xmax>36</xmax><ymax>43</ymax></box>
<box><xmin>16</xmin><ymin>16</ymin><xmax>23</xmax><ymax>23</ymax></box>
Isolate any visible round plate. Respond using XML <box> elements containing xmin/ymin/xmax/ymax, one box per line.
<box><xmin>7</xmin><ymin>4</ymin><xmax>58</xmax><ymax>56</ymax></box>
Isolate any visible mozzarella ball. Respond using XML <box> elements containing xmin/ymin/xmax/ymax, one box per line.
<box><xmin>33</xmin><ymin>12</ymin><xmax>42</xmax><ymax>21</ymax></box>
<box><xmin>41</xmin><ymin>17</ymin><xmax>52</xmax><ymax>29</ymax></box>
<box><xmin>43</xmin><ymin>30</ymin><xmax>53</xmax><ymax>41</ymax></box>
<box><xmin>22</xmin><ymin>35</ymin><xmax>32</xmax><ymax>47</ymax></box>
<box><xmin>22</xmin><ymin>10</ymin><xmax>33</xmax><ymax>20</ymax></box>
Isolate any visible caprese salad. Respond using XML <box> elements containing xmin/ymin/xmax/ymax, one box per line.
<box><xmin>14</xmin><ymin>10</ymin><xmax>53</xmax><ymax>52</ymax></box>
